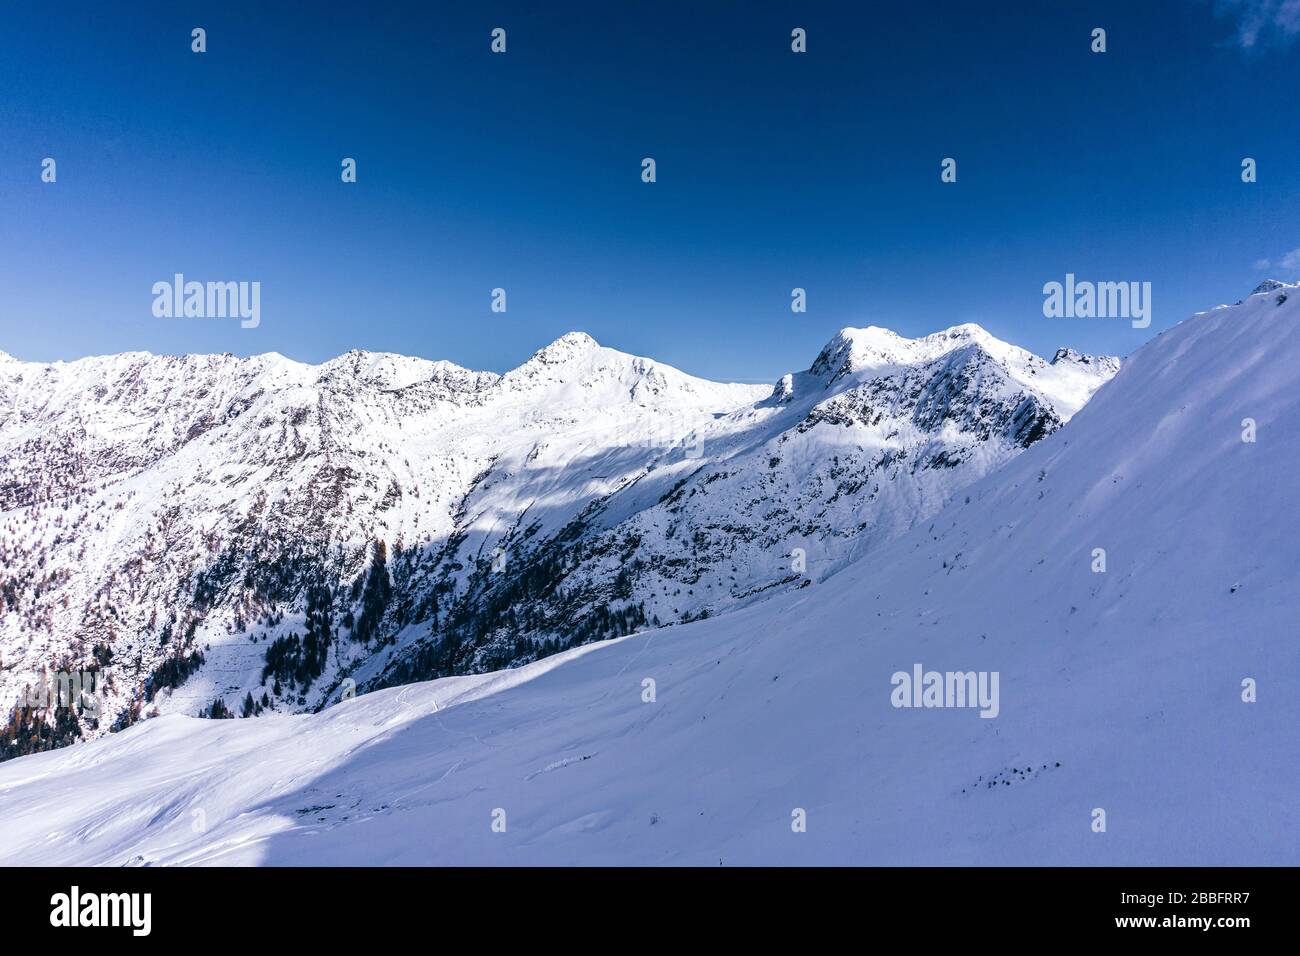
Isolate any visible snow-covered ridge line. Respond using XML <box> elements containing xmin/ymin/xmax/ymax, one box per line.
<box><xmin>0</xmin><ymin>319</ymin><xmax>1113</xmax><ymax>391</ymax></box>
<box><xmin>0</xmin><ymin>332</ymin><xmax>746</xmax><ymax>392</ymax></box>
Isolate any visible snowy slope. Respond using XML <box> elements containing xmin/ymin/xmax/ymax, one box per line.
<box><xmin>0</xmin><ymin>284</ymin><xmax>1290</xmax><ymax>866</ymax></box>
<box><xmin>0</xmin><ymin>323</ymin><xmax>1114</xmax><ymax>740</ymax></box>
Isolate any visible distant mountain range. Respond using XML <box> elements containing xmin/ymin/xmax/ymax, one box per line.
<box><xmin>0</xmin><ymin>320</ymin><xmax>1118</xmax><ymax>750</ymax></box>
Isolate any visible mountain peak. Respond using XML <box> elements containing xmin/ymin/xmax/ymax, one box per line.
<box><xmin>555</xmin><ymin>331</ymin><xmax>599</xmax><ymax>348</ymax></box>
<box><xmin>1050</xmin><ymin>346</ymin><xmax>1115</xmax><ymax>367</ymax></box>
<box><xmin>1049</xmin><ymin>347</ymin><xmax>1122</xmax><ymax>388</ymax></box>
<box><xmin>505</xmin><ymin>332</ymin><xmax>606</xmax><ymax>384</ymax></box>
<box><xmin>528</xmin><ymin>331</ymin><xmax>602</xmax><ymax>364</ymax></box>
<box><xmin>319</xmin><ymin>349</ymin><xmax>482</xmax><ymax>391</ymax></box>
<box><xmin>925</xmin><ymin>321</ymin><xmax>993</xmax><ymax>341</ymax></box>
<box><xmin>809</xmin><ymin>322</ymin><xmax>1001</xmax><ymax>383</ymax></box>
<box><xmin>1250</xmin><ymin>279</ymin><xmax>1290</xmax><ymax>295</ymax></box>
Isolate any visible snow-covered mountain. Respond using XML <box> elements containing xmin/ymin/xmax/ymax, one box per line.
<box><xmin>0</xmin><ymin>323</ymin><xmax>1116</xmax><ymax>751</ymax></box>
<box><xmin>0</xmin><ymin>281</ymin><xmax>1291</xmax><ymax>865</ymax></box>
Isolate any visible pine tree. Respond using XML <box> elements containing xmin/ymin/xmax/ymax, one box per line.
<box><xmin>352</xmin><ymin>538</ymin><xmax>392</xmax><ymax>643</ymax></box>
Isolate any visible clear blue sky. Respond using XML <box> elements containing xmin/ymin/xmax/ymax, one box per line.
<box><xmin>1</xmin><ymin>0</ymin><xmax>1298</xmax><ymax>382</ymax></box>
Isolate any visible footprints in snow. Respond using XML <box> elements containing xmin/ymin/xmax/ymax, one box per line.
<box><xmin>963</xmin><ymin>761</ymin><xmax>1062</xmax><ymax>795</ymax></box>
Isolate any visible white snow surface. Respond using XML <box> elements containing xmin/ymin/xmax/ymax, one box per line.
<box><xmin>0</xmin><ymin>288</ymin><xmax>1293</xmax><ymax>865</ymax></box>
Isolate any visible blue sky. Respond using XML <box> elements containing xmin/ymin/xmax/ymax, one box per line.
<box><xmin>1</xmin><ymin>0</ymin><xmax>1299</xmax><ymax>382</ymax></box>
